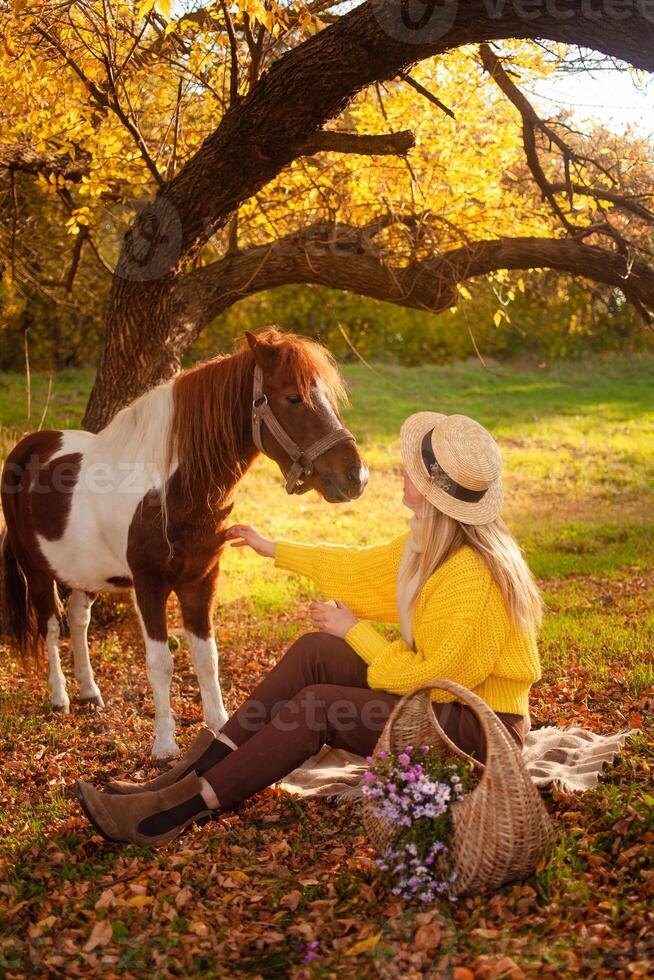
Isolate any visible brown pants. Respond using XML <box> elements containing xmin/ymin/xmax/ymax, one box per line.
<box><xmin>205</xmin><ymin>632</ymin><xmax>527</xmax><ymax>811</ymax></box>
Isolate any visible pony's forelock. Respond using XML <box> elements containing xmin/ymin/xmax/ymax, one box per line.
<box><xmin>238</xmin><ymin>327</ymin><xmax>348</xmax><ymax>409</ymax></box>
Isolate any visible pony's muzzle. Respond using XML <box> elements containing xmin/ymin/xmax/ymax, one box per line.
<box><xmin>347</xmin><ymin>462</ymin><xmax>369</xmax><ymax>497</ymax></box>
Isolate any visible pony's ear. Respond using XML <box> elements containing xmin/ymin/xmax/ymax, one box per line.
<box><xmin>245</xmin><ymin>330</ymin><xmax>277</xmax><ymax>370</ymax></box>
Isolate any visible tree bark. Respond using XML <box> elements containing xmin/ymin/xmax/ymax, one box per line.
<box><xmin>82</xmin><ymin>0</ymin><xmax>654</xmax><ymax>431</ymax></box>
<box><xmin>0</xmin><ymin>142</ymin><xmax>91</xmax><ymax>182</ymax></box>
<box><xmin>301</xmin><ymin>129</ymin><xmax>416</xmax><ymax>156</ymax></box>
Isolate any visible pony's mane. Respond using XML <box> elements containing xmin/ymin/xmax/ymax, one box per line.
<box><xmin>170</xmin><ymin>327</ymin><xmax>347</xmax><ymax>509</ymax></box>
<box><xmin>94</xmin><ymin>380</ymin><xmax>175</xmax><ymax>488</ymax></box>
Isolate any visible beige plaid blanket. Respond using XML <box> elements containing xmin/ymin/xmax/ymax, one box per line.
<box><xmin>280</xmin><ymin>725</ymin><xmax>636</xmax><ymax>800</ymax></box>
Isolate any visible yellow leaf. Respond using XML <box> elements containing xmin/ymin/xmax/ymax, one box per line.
<box><xmin>189</xmin><ymin>920</ymin><xmax>209</xmax><ymax>936</ymax></box>
<box><xmin>493</xmin><ymin>309</ymin><xmax>504</xmax><ymax>328</ymax></box>
<box><xmin>228</xmin><ymin>869</ymin><xmax>250</xmax><ymax>883</ymax></box>
<box><xmin>345</xmin><ymin>932</ymin><xmax>382</xmax><ymax>957</ymax></box>
<box><xmin>126</xmin><ymin>894</ymin><xmax>154</xmax><ymax>907</ymax></box>
<box><xmin>137</xmin><ymin>0</ymin><xmax>156</xmax><ymax>18</ymax></box>
<box><xmin>457</xmin><ymin>284</ymin><xmax>472</xmax><ymax>301</ymax></box>
<box><xmin>155</xmin><ymin>0</ymin><xmax>173</xmax><ymax>18</ymax></box>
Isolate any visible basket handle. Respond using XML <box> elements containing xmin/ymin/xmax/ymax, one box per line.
<box><xmin>384</xmin><ymin>678</ymin><xmax>523</xmax><ymax>774</ymax></box>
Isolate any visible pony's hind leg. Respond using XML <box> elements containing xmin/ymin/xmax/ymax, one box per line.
<box><xmin>45</xmin><ymin>613</ymin><xmax>69</xmax><ymax>713</ymax></box>
<box><xmin>133</xmin><ymin>578</ymin><xmax>179</xmax><ymax>760</ymax></box>
<box><xmin>30</xmin><ymin>579</ymin><xmax>69</xmax><ymax>713</ymax></box>
<box><xmin>15</xmin><ymin>572</ymin><xmax>68</xmax><ymax>712</ymax></box>
<box><xmin>176</xmin><ymin>576</ymin><xmax>228</xmax><ymax>735</ymax></box>
<box><xmin>68</xmin><ymin>590</ymin><xmax>104</xmax><ymax>707</ymax></box>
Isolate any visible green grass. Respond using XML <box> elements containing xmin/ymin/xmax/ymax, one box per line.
<box><xmin>0</xmin><ymin>368</ymin><xmax>94</xmax><ymax>432</ymax></box>
<box><xmin>1</xmin><ymin>352</ymin><xmax>653</xmax><ymax>977</ymax></box>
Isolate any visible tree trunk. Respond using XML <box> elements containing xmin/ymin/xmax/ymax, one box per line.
<box><xmin>84</xmin><ymin>282</ymin><xmax>184</xmax><ymax>431</ymax></box>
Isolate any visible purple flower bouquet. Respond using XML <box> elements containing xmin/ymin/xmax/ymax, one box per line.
<box><xmin>362</xmin><ymin>744</ymin><xmax>475</xmax><ymax>903</ymax></box>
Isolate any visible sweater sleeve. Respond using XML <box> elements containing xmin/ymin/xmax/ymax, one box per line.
<box><xmin>273</xmin><ymin>533</ymin><xmax>409</xmax><ymax>623</ymax></box>
<box><xmin>345</xmin><ymin>561</ymin><xmax>505</xmax><ymax>698</ymax></box>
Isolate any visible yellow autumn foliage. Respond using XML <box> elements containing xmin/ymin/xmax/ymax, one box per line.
<box><xmin>1</xmin><ymin>0</ymin><xmax>652</xmax><ymax>364</ymax></box>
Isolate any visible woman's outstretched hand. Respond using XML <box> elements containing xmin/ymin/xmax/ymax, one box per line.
<box><xmin>226</xmin><ymin>524</ymin><xmax>275</xmax><ymax>559</ymax></box>
<box><xmin>310</xmin><ymin>600</ymin><xmax>358</xmax><ymax>638</ymax></box>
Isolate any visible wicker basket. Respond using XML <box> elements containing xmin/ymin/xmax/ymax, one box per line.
<box><xmin>363</xmin><ymin>679</ymin><xmax>553</xmax><ymax>897</ymax></box>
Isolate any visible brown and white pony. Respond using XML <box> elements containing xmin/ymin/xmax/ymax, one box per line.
<box><xmin>0</xmin><ymin>328</ymin><xmax>368</xmax><ymax>758</ymax></box>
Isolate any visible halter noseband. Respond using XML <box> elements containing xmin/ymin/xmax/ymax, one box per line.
<box><xmin>251</xmin><ymin>364</ymin><xmax>355</xmax><ymax>494</ymax></box>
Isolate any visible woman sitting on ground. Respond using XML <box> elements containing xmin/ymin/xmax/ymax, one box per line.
<box><xmin>76</xmin><ymin>411</ymin><xmax>542</xmax><ymax>846</ymax></box>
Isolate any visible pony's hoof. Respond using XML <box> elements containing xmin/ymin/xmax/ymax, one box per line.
<box><xmin>80</xmin><ymin>695</ymin><xmax>105</xmax><ymax>708</ymax></box>
<box><xmin>151</xmin><ymin>741</ymin><xmax>180</xmax><ymax>764</ymax></box>
<box><xmin>52</xmin><ymin>702</ymin><xmax>70</xmax><ymax>714</ymax></box>
<box><xmin>204</xmin><ymin>714</ymin><xmax>229</xmax><ymax>736</ymax></box>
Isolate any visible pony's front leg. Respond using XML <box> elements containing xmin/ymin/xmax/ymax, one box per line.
<box><xmin>68</xmin><ymin>590</ymin><xmax>104</xmax><ymax>707</ymax></box>
<box><xmin>133</xmin><ymin>579</ymin><xmax>179</xmax><ymax>760</ymax></box>
<box><xmin>187</xmin><ymin>632</ymin><xmax>228</xmax><ymax>734</ymax></box>
<box><xmin>177</xmin><ymin>577</ymin><xmax>228</xmax><ymax>735</ymax></box>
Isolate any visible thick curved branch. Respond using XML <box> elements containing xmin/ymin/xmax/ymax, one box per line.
<box><xmin>0</xmin><ymin>142</ymin><xmax>90</xmax><ymax>182</ymax></box>
<box><xmin>301</xmin><ymin>129</ymin><xmax>415</xmax><ymax>156</ymax></box>
<box><xmin>173</xmin><ymin>227</ymin><xmax>654</xmax><ymax>342</ymax></box>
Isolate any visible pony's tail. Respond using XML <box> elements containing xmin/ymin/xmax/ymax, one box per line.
<box><xmin>0</xmin><ymin>530</ymin><xmax>41</xmax><ymax>661</ymax></box>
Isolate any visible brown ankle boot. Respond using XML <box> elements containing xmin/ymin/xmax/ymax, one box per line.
<box><xmin>105</xmin><ymin>729</ymin><xmax>231</xmax><ymax>795</ymax></box>
<box><xmin>76</xmin><ymin>771</ymin><xmax>215</xmax><ymax>847</ymax></box>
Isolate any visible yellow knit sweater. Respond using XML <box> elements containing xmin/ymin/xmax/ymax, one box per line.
<box><xmin>274</xmin><ymin>531</ymin><xmax>541</xmax><ymax>716</ymax></box>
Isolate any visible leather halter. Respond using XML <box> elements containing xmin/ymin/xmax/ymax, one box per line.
<box><xmin>251</xmin><ymin>364</ymin><xmax>355</xmax><ymax>494</ymax></box>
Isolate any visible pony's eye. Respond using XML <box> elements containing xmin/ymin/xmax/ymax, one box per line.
<box><xmin>287</xmin><ymin>395</ymin><xmax>303</xmax><ymax>405</ymax></box>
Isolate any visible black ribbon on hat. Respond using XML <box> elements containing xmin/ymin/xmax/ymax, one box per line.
<box><xmin>421</xmin><ymin>430</ymin><xmax>487</xmax><ymax>503</ymax></box>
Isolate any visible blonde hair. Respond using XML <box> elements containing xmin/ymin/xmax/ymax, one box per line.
<box><xmin>405</xmin><ymin>499</ymin><xmax>543</xmax><ymax>634</ymax></box>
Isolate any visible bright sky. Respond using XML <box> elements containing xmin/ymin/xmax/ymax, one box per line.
<box><xmin>525</xmin><ymin>67</ymin><xmax>654</xmax><ymax>140</ymax></box>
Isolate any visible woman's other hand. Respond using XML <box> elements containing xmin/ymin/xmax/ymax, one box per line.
<box><xmin>309</xmin><ymin>600</ymin><xmax>358</xmax><ymax>638</ymax></box>
<box><xmin>226</xmin><ymin>524</ymin><xmax>275</xmax><ymax>559</ymax></box>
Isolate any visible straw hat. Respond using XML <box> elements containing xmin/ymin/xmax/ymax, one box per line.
<box><xmin>400</xmin><ymin>412</ymin><xmax>503</xmax><ymax>525</ymax></box>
